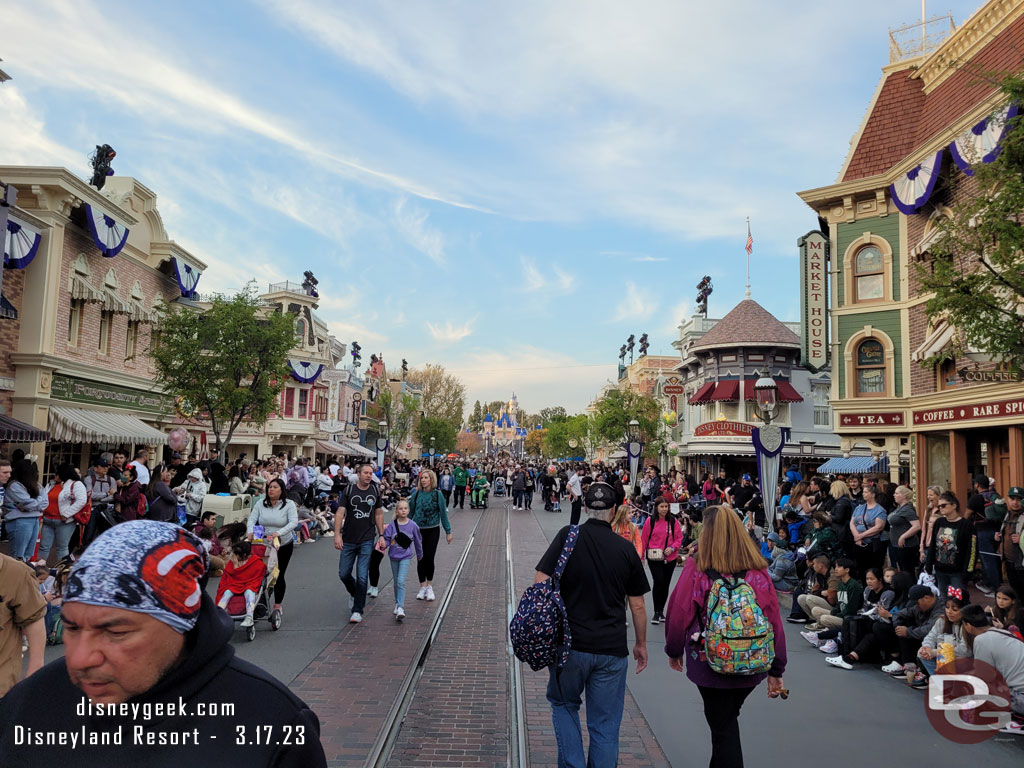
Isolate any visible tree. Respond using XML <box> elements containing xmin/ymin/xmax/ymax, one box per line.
<box><xmin>920</xmin><ymin>75</ymin><xmax>1024</xmax><ymax>370</ymax></box>
<box><xmin>485</xmin><ymin>400</ymin><xmax>505</xmax><ymax>419</ymax></box>
<box><xmin>150</xmin><ymin>284</ymin><xmax>295</xmax><ymax>452</ymax></box>
<box><xmin>406</xmin><ymin>364</ymin><xmax>467</xmax><ymax>423</ymax></box>
<box><xmin>377</xmin><ymin>386</ymin><xmax>418</xmax><ymax>457</ymax></box>
<box><xmin>540</xmin><ymin>406</ymin><xmax>567</xmax><ymax>425</ymax></box>
<box><xmin>468</xmin><ymin>400</ymin><xmax>484</xmax><ymax>432</ymax></box>
<box><xmin>591</xmin><ymin>389</ymin><xmax>662</xmax><ymax>455</ymax></box>
<box><xmin>525</xmin><ymin>429</ymin><xmax>545</xmax><ymax>456</ymax></box>
<box><xmin>415</xmin><ymin>416</ymin><xmax>459</xmax><ymax>454</ymax></box>
<box><xmin>456</xmin><ymin>430</ymin><xmax>483</xmax><ymax>456</ymax></box>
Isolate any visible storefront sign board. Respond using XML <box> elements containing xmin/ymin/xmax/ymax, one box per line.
<box><xmin>799</xmin><ymin>231</ymin><xmax>829</xmax><ymax>371</ymax></box>
<box><xmin>694</xmin><ymin>421</ymin><xmax>755</xmax><ymax>437</ymax></box>
<box><xmin>913</xmin><ymin>397</ymin><xmax>1024</xmax><ymax>425</ymax></box>
<box><xmin>839</xmin><ymin>412</ymin><xmax>905</xmax><ymax>428</ymax></box>
<box><xmin>51</xmin><ymin>374</ymin><xmax>172</xmax><ymax>414</ymax></box>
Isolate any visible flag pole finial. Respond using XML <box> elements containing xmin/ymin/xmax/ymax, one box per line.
<box><xmin>745</xmin><ymin>217</ymin><xmax>752</xmax><ymax>299</ymax></box>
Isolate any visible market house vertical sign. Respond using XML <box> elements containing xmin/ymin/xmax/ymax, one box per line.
<box><xmin>799</xmin><ymin>231</ymin><xmax>829</xmax><ymax>371</ymax></box>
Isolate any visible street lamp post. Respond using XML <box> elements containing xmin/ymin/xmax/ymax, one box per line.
<box><xmin>429</xmin><ymin>436</ymin><xmax>436</xmax><ymax>467</ymax></box>
<box><xmin>750</xmin><ymin>372</ymin><xmax>788</xmax><ymax>536</ymax></box>
<box><xmin>376</xmin><ymin>421</ymin><xmax>389</xmax><ymax>471</ymax></box>
<box><xmin>626</xmin><ymin>419</ymin><xmax>642</xmax><ymax>494</ymax></box>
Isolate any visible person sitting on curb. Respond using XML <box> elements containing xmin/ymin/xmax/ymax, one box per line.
<box><xmin>916</xmin><ymin>592</ymin><xmax>970</xmax><ymax>686</ymax></box>
<box><xmin>0</xmin><ymin>521</ymin><xmax>327</xmax><ymax>767</ymax></box>
<box><xmin>766</xmin><ymin>532</ymin><xmax>799</xmax><ymax>592</ymax></box>
<box><xmin>789</xmin><ymin>554</ymin><xmax>839</xmax><ymax>625</ymax></box>
<box><xmin>801</xmin><ymin>558</ymin><xmax>863</xmax><ymax>654</ymax></box>
<box><xmin>961</xmin><ymin>604</ymin><xmax>1024</xmax><ymax>718</ymax></box>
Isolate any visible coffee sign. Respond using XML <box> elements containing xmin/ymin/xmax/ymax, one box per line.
<box><xmin>913</xmin><ymin>396</ymin><xmax>1024</xmax><ymax>426</ymax></box>
<box><xmin>799</xmin><ymin>231</ymin><xmax>829</xmax><ymax>372</ymax></box>
<box><xmin>694</xmin><ymin>421</ymin><xmax>755</xmax><ymax>438</ymax></box>
<box><xmin>958</xmin><ymin>369</ymin><xmax>1020</xmax><ymax>383</ymax></box>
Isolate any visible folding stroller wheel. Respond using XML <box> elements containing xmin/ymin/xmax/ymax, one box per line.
<box><xmin>246</xmin><ymin>624</ymin><xmax>257</xmax><ymax>642</ymax></box>
<box><xmin>270</xmin><ymin>609</ymin><xmax>282</xmax><ymax>630</ymax></box>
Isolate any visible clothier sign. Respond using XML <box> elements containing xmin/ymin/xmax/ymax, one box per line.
<box><xmin>694</xmin><ymin>421</ymin><xmax>756</xmax><ymax>437</ymax></box>
<box><xmin>799</xmin><ymin>231</ymin><xmax>829</xmax><ymax>372</ymax></box>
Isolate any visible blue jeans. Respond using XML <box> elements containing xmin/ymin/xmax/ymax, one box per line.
<box><xmin>920</xmin><ymin>656</ymin><xmax>937</xmax><ymax>676</ymax></box>
<box><xmin>7</xmin><ymin>517</ymin><xmax>40</xmax><ymax>561</ymax></box>
<box><xmin>338</xmin><ymin>538</ymin><xmax>374</xmax><ymax>614</ymax></box>
<box><xmin>976</xmin><ymin>529</ymin><xmax>1000</xmax><ymax>590</ymax></box>
<box><xmin>546</xmin><ymin>650</ymin><xmax>628</xmax><ymax>768</ymax></box>
<box><xmin>38</xmin><ymin>519</ymin><xmax>76</xmax><ymax>561</ymax></box>
<box><xmin>390</xmin><ymin>557</ymin><xmax>410</xmax><ymax>608</ymax></box>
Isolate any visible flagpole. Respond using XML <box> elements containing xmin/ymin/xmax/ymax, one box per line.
<box><xmin>745</xmin><ymin>217</ymin><xmax>752</xmax><ymax>299</ymax></box>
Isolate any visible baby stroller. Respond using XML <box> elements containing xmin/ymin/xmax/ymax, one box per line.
<box><xmin>493</xmin><ymin>477</ymin><xmax>506</xmax><ymax>497</ymax></box>
<box><xmin>222</xmin><ymin>542</ymin><xmax>282</xmax><ymax>642</ymax></box>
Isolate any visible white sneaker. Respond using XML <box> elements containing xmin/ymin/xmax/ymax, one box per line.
<box><xmin>240</xmin><ymin>614</ymin><xmax>254</xmax><ymax>628</ymax></box>
<box><xmin>416</xmin><ymin>587</ymin><xmax>427</xmax><ymax>600</ymax></box>
<box><xmin>368</xmin><ymin>586</ymin><xmax>378</xmax><ymax>598</ymax></box>
<box><xmin>826</xmin><ymin>655</ymin><xmax>853</xmax><ymax>670</ymax></box>
<box><xmin>425</xmin><ymin>586</ymin><xmax>436</xmax><ymax>601</ymax></box>
<box><xmin>396</xmin><ymin>607</ymin><xmax>405</xmax><ymax>621</ymax></box>
<box><xmin>393</xmin><ymin>605</ymin><xmax>400</xmax><ymax>615</ymax></box>
<box><xmin>349</xmin><ymin>612</ymin><xmax>362</xmax><ymax>623</ymax></box>
<box><xmin>819</xmin><ymin>640</ymin><xmax>839</xmax><ymax>654</ymax></box>
<box><xmin>881</xmin><ymin>660</ymin><xmax>903</xmax><ymax>675</ymax></box>
<box><xmin>800</xmin><ymin>630</ymin><xmax>822</xmax><ymax>647</ymax></box>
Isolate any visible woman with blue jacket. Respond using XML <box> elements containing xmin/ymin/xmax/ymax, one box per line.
<box><xmin>3</xmin><ymin>460</ymin><xmax>48</xmax><ymax>561</ymax></box>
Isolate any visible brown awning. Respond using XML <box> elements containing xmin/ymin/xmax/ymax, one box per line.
<box><xmin>708</xmin><ymin>380</ymin><xmax>740</xmax><ymax>402</ymax></box>
<box><xmin>777</xmin><ymin>381</ymin><xmax>804</xmax><ymax>403</ymax></box>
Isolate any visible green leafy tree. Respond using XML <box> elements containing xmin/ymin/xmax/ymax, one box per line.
<box><xmin>919</xmin><ymin>75</ymin><xmax>1024</xmax><ymax>369</ymax></box>
<box><xmin>485</xmin><ymin>400</ymin><xmax>505</xmax><ymax>419</ymax></box>
<box><xmin>377</xmin><ymin>387</ymin><xmax>418</xmax><ymax>458</ymax></box>
<box><xmin>540</xmin><ymin>406</ymin><xmax>567</xmax><ymax>425</ymax></box>
<box><xmin>150</xmin><ymin>284</ymin><xmax>295</xmax><ymax>452</ymax></box>
<box><xmin>591</xmin><ymin>389</ymin><xmax>662</xmax><ymax>455</ymax></box>
<box><xmin>525</xmin><ymin>429</ymin><xmax>545</xmax><ymax>456</ymax></box>
<box><xmin>415</xmin><ymin>416</ymin><xmax>460</xmax><ymax>454</ymax></box>
<box><xmin>468</xmin><ymin>400</ymin><xmax>484</xmax><ymax>432</ymax></box>
<box><xmin>406</xmin><ymin>364</ymin><xmax>467</xmax><ymax>424</ymax></box>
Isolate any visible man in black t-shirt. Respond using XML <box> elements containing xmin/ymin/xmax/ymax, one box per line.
<box><xmin>535</xmin><ymin>481</ymin><xmax>650</xmax><ymax>767</ymax></box>
<box><xmin>334</xmin><ymin>464</ymin><xmax>384</xmax><ymax>624</ymax></box>
<box><xmin>968</xmin><ymin>474</ymin><xmax>1001</xmax><ymax>596</ymax></box>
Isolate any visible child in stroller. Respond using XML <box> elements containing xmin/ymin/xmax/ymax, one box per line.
<box><xmin>493</xmin><ymin>476</ymin><xmax>506</xmax><ymax>497</ymax></box>
<box><xmin>215</xmin><ymin>541</ymin><xmax>270</xmax><ymax>637</ymax></box>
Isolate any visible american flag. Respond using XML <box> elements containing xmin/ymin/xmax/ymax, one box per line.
<box><xmin>745</xmin><ymin>223</ymin><xmax>753</xmax><ymax>256</ymax></box>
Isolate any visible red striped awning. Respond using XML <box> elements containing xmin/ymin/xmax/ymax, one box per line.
<box><xmin>0</xmin><ymin>414</ymin><xmax>49</xmax><ymax>442</ymax></box>
<box><xmin>708</xmin><ymin>379</ymin><xmax>740</xmax><ymax>402</ymax></box>
<box><xmin>688</xmin><ymin>382</ymin><xmax>716</xmax><ymax>404</ymax></box>
<box><xmin>777</xmin><ymin>380</ymin><xmax>804</xmax><ymax>403</ymax></box>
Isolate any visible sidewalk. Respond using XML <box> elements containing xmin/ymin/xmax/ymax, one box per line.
<box><xmin>288</xmin><ymin>508</ymin><xmax>482</xmax><ymax>767</ymax></box>
<box><xmin>509</xmin><ymin>509</ymin><xmax>671</xmax><ymax>768</ymax></box>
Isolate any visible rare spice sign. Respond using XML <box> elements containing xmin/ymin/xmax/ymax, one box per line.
<box><xmin>912</xmin><ymin>397</ymin><xmax>1024</xmax><ymax>426</ymax></box>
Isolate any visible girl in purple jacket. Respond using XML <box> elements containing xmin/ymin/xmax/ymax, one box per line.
<box><xmin>383</xmin><ymin>500</ymin><xmax>424</xmax><ymax>621</ymax></box>
<box><xmin>664</xmin><ymin>505</ymin><xmax>787</xmax><ymax>768</ymax></box>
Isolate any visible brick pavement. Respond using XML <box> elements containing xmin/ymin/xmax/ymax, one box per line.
<box><xmin>387</xmin><ymin>509</ymin><xmax>510</xmax><ymax>768</ymax></box>
<box><xmin>289</xmin><ymin>508</ymin><xmax>482</xmax><ymax>767</ymax></box>
<box><xmin>509</xmin><ymin>510</ymin><xmax>671</xmax><ymax>768</ymax></box>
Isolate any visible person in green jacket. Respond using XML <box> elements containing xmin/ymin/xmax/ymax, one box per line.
<box><xmin>471</xmin><ymin>474</ymin><xmax>490</xmax><ymax>509</ymax></box>
<box><xmin>410</xmin><ymin>469</ymin><xmax>452</xmax><ymax>602</ymax></box>
<box><xmin>805</xmin><ymin>511</ymin><xmax>839</xmax><ymax>560</ymax></box>
<box><xmin>452</xmin><ymin>465</ymin><xmax>469</xmax><ymax>510</ymax></box>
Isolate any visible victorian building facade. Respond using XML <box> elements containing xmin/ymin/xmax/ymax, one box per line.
<box><xmin>798</xmin><ymin>0</ymin><xmax>1024</xmax><ymax>510</ymax></box>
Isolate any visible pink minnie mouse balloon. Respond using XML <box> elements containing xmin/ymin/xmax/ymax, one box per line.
<box><xmin>168</xmin><ymin>427</ymin><xmax>189</xmax><ymax>452</ymax></box>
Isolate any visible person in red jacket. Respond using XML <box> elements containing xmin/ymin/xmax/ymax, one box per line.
<box><xmin>642</xmin><ymin>497</ymin><xmax>684</xmax><ymax>625</ymax></box>
<box><xmin>664</xmin><ymin>505</ymin><xmax>787</xmax><ymax>768</ymax></box>
<box><xmin>215</xmin><ymin>541</ymin><xmax>267</xmax><ymax>627</ymax></box>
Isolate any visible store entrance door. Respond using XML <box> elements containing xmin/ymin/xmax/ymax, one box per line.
<box><xmin>963</xmin><ymin>427</ymin><xmax>1011</xmax><ymax>494</ymax></box>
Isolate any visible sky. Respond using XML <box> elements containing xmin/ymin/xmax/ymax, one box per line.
<box><xmin>0</xmin><ymin>0</ymin><xmax>987</xmax><ymax>415</ymax></box>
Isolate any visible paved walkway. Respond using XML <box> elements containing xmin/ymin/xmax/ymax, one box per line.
<box><xmin>509</xmin><ymin>508</ymin><xmax>671</xmax><ymax>768</ymax></box>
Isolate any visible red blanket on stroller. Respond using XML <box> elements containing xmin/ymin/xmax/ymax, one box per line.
<box><xmin>215</xmin><ymin>556</ymin><xmax>267</xmax><ymax>605</ymax></box>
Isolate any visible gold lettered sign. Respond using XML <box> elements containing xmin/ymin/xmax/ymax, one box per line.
<box><xmin>50</xmin><ymin>374</ymin><xmax>173</xmax><ymax>414</ymax></box>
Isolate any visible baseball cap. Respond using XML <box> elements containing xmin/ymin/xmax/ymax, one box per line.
<box><xmin>94</xmin><ymin>457</ymin><xmax>110</xmax><ymax>467</ymax></box>
<box><xmin>584</xmin><ymin>481</ymin><xmax>615</xmax><ymax>511</ymax></box>
<box><xmin>742</xmin><ymin>473</ymin><xmax>752</xmax><ymax>481</ymax></box>
<box><xmin>908</xmin><ymin>585</ymin><xmax>932</xmax><ymax>601</ymax></box>
<box><xmin>171</xmin><ymin>451</ymin><xmax>182</xmax><ymax>459</ymax></box>
<box><xmin>1009</xmin><ymin>486</ymin><xmax>1024</xmax><ymax>499</ymax></box>
<box><xmin>767</xmin><ymin>532</ymin><xmax>783</xmax><ymax>544</ymax></box>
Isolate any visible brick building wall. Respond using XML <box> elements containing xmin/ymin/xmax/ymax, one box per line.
<box><xmin>0</xmin><ymin>268</ymin><xmax>25</xmax><ymax>415</ymax></box>
<box><xmin>55</xmin><ymin>226</ymin><xmax>178</xmax><ymax>376</ymax></box>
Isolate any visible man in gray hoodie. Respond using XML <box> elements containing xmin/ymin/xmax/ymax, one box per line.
<box><xmin>766</xmin><ymin>533</ymin><xmax>798</xmax><ymax>591</ymax></box>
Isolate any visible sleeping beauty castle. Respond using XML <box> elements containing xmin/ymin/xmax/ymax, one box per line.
<box><xmin>481</xmin><ymin>394</ymin><xmax>527</xmax><ymax>455</ymax></box>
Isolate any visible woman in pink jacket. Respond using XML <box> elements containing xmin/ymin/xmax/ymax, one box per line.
<box><xmin>664</xmin><ymin>505</ymin><xmax>787</xmax><ymax>768</ymax></box>
<box><xmin>642</xmin><ymin>497</ymin><xmax>684</xmax><ymax>625</ymax></box>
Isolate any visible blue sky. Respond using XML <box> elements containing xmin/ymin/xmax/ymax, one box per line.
<box><xmin>1</xmin><ymin>0</ymin><xmax>985</xmax><ymax>414</ymax></box>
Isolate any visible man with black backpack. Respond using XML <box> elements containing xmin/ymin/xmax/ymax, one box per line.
<box><xmin>968</xmin><ymin>474</ymin><xmax>1001</xmax><ymax>597</ymax></box>
<box><xmin>533</xmin><ymin>481</ymin><xmax>650</xmax><ymax>767</ymax></box>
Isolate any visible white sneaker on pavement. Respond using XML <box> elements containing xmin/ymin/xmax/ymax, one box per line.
<box><xmin>396</xmin><ymin>607</ymin><xmax>405</xmax><ymax>621</ymax></box>
<box><xmin>800</xmin><ymin>630</ymin><xmax>822</xmax><ymax>647</ymax></box>
<box><xmin>349</xmin><ymin>612</ymin><xmax>362</xmax><ymax>624</ymax></box>
<box><xmin>416</xmin><ymin>587</ymin><xmax>427</xmax><ymax>600</ymax></box>
<box><xmin>368</xmin><ymin>586</ymin><xmax>378</xmax><ymax>598</ymax></box>
<box><xmin>240</xmin><ymin>614</ymin><xmax>254</xmax><ymax>628</ymax></box>
<box><xmin>819</xmin><ymin>640</ymin><xmax>839</xmax><ymax>654</ymax></box>
<box><xmin>425</xmin><ymin>586</ymin><xmax>436</xmax><ymax>601</ymax></box>
<box><xmin>826</xmin><ymin>655</ymin><xmax>853</xmax><ymax>670</ymax></box>
<box><xmin>881</xmin><ymin>661</ymin><xmax>903</xmax><ymax>674</ymax></box>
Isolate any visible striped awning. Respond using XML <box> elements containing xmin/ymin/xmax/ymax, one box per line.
<box><xmin>816</xmin><ymin>456</ymin><xmax>890</xmax><ymax>474</ymax></box>
<box><xmin>48</xmin><ymin>406</ymin><xmax>168</xmax><ymax>445</ymax></box>
<box><xmin>0</xmin><ymin>414</ymin><xmax>49</xmax><ymax>442</ymax></box>
<box><xmin>316</xmin><ymin>439</ymin><xmax>348</xmax><ymax>454</ymax></box>
<box><xmin>340</xmin><ymin>440</ymin><xmax>374</xmax><ymax>457</ymax></box>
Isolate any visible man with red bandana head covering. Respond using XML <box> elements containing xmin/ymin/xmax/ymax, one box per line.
<box><xmin>0</xmin><ymin>521</ymin><xmax>326</xmax><ymax>767</ymax></box>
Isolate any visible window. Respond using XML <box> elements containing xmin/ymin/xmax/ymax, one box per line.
<box><xmin>68</xmin><ymin>300</ymin><xmax>84</xmax><ymax>346</ymax></box>
<box><xmin>854</xmin><ymin>245</ymin><xmax>884</xmax><ymax>301</ymax></box>
<box><xmin>295</xmin><ymin>319</ymin><xmax>306</xmax><ymax>345</ymax></box>
<box><xmin>125</xmin><ymin>321</ymin><xmax>140</xmax><ymax>361</ymax></box>
<box><xmin>98</xmin><ymin>311</ymin><xmax>114</xmax><ymax>354</ymax></box>
<box><xmin>855</xmin><ymin>339</ymin><xmax>886</xmax><ymax>396</ymax></box>
<box><xmin>937</xmin><ymin>358</ymin><xmax>961</xmax><ymax>391</ymax></box>
<box><xmin>298</xmin><ymin>388</ymin><xmax>308</xmax><ymax>418</ymax></box>
<box><xmin>283</xmin><ymin>387</ymin><xmax>295</xmax><ymax>417</ymax></box>
<box><xmin>814</xmin><ymin>407</ymin><xmax>831</xmax><ymax>427</ymax></box>
<box><xmin>745</xmin><ymin>402</ymin><xmax>759</xmax><ymax>422</ymax></box>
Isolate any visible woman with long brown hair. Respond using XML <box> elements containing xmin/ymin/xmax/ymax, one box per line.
<box><xmin>664</xmin><ymin>505</ymin><xmax>787</xmax><ymax>768</ymax></box>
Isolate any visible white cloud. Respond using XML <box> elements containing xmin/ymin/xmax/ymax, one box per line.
<box><xmin>521</xmin><ymin>257</ymin><xmax>546</xmax><ymax>292</ymax></box>
<box><xmin>426</xmin><ymin>318</ymin><xmax>475</xmax><ymax>344</ymax></box>
<box><xmin>613</xmin><ymin>282</ymin><xmax>656</xmax><ymax>322</ymax></box>
<box><xmin>553</xmin><ymin>266</ymin><xmax>575</xmax><ymax>293</ymax></box>
<box><xmin>663</xmin><ymin>299</ymin><xmax>690</xmax><ymax>335</ymax></box>
<box><xmin>393</xmin><ymin>197</ymin><xmax>446</xmax><ymax>265</ymax></box>
<box><xmin>0</xmin><ymin>87</ymin><xmax>83</xmax><ymax>170</ymax></box>
<box><xmin>519</xmin><ymin>258</ymin><xmax>574</xmax><ymax>294</ymax></box>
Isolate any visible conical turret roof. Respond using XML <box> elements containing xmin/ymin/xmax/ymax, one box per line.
<box><xmin>690</xmin><ymin>299</ymin><xmax>800</xmax><ymax>352</ymax></box>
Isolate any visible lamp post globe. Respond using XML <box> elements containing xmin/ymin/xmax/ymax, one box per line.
<box><xmin>753</xmin><ymin>373</ymin><xmax>779</xmax><ymax>425</ymax></box>
<box><xmin>627</xmin><ymin>419</ymin><xmax>640</xmax><ymax>441</ymax></box>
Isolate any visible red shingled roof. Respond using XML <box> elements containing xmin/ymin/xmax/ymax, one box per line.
<box><xmin>690</xmin><ymin>299</ymin><xmax>799</xmax><ymax>352</ymax></box>
<box><xmin>843</xmin><ymin>13</ymin><xmax>1024</xmax><ymax>182</ymax></box>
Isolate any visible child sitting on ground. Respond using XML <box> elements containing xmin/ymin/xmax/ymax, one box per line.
<box><xmin>382</xmin><ymin>499</ymin><xmax>423</xmax><ymax>621</ymax></box>
<box><xmin>215</xmin><ymin>541</ymin><xmax>267</xmax><ymax>628</ymax></box>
